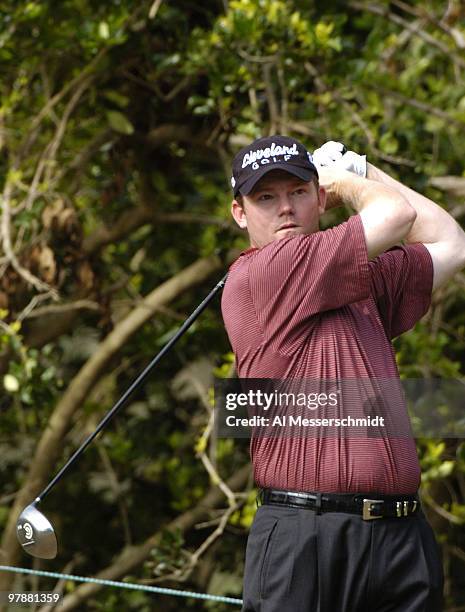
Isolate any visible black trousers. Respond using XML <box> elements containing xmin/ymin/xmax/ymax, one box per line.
<box><xmin>242</xmin><ymin>505</ymin><xmax>443</xmax><ymax>612</ymax></box>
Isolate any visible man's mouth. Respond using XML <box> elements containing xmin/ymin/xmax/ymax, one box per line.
<box><xmin>277</xmin><ymin>223</ymin><xmax>298</xmax><ymax>232</ymax></box>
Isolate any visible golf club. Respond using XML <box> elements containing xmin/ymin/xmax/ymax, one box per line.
<box><xmin>17</xmin><ymin>273</ymin><xmax>228</xmax><ymax>559</ymax></box>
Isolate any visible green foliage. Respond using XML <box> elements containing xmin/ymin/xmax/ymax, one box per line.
<box><xmin>147</xmin><ymin>527</ymin><xmax>185</xmax><ymax>576</ymax></box>
<box><xmin>395</xmin><ymin>328</ymin><xmax>462</xmax><ymax>377</ymax></box>
<box><xmin>230</xmin><ymin>489</ymin><xmax>258</xmax><ymax>529</ymax></box>
<box><xmin>106</xmin><ymin>110</ymin><xmax>134</xmax><ymax>135</ymax></box>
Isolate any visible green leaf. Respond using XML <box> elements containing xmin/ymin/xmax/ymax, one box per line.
<box><xmin>103</xmin><ymin>90</ymin><xmax>129</xmax><ymax>108</ymax></box>
<box><xmin>3</xmin><ymin>374</ymin><xmax>19</xmax><ymax>393</ymax></box>
<box><xmin>106</xmin><ymin>110</ymin><xmax>134</xmax><ymax>134</ymax></box>
<box><xmin>98</xmin><ymin>21</ymin><xmax>110</xmax><ymax>39</ymax></box>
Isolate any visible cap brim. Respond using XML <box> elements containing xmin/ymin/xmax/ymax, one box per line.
<box><xmin>237</xmin><ymin>163</ymin><xmax>318</xmax><ymax>197</ymax></box>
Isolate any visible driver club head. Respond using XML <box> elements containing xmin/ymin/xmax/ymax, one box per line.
<box><xmin>16</xmin><ymin>502</ymin><xmax>57</xmax><ymax>559</ymax></box>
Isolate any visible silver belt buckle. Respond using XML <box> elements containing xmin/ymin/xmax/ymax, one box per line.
<box><xmin>362</xmin><ymin>499</ymin><xmax>384</xmax><ymax>520</ymax></box>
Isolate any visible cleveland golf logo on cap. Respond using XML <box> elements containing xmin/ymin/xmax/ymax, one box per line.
<box><xmin>241</xmin><ymin>142</ymin><xmax>299</xmax><ymax>170</ymax></box>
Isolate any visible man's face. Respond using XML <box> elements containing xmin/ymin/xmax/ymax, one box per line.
<box><xmin>231</xmin><ymin>170</ymin><xmax>327</xmax><ymax>249</ymax></box>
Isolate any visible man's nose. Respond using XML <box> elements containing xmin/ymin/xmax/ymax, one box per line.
<box><xmin>278</xmin><ymin>197</ymin><xmax>294</xmax><ymax>214</ymax></box>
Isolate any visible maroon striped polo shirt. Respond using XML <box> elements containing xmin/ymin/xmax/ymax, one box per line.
<box><xmin>221</xmin><ymin>215</ymin><xmax>433</xmax><ymax>494</ymax></box>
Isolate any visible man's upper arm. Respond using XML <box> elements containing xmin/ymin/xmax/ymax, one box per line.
<box><xmin>359</xmin><ymin>202</ymin><xmax>416</xmax><ymax>260</ymax></box>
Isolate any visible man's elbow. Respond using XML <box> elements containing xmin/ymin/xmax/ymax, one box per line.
<box><xmin>425</xmin><ymin>229</ymin><xmax>465</xmax><ymax>291</ymax></box>
<box><xmin>404</xmin><ymin>202</ymin><xmax>417</xmax><ymax>227</ymax></box>
<box><xmin>393</xmin><ymin>200</ymin><xmax>417</xmax><ymax>241</ymax></box>
<box><xmin>449</xmin><ymin>225</ymin><xmax>465</xmax><ymax>270</ymax></box>
<box><xmin>458</xmin><ymin>235</ymin><xmax>465</xmax><ymax>269</ymax></box>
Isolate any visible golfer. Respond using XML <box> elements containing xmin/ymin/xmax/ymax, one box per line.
<box><xmin>221</xmin><ymin>135</ymin><xmax>465</xmax><ymax>611</ymax></box>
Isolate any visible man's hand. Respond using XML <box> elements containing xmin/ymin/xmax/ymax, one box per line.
<box><xmin>313</xmin><ymin>141</ymin><xmax>367</xmax><ymax>178</ymax></box>
<box><xmin>317</xmin><ymin>165</ymin><xmax>357</xmax><ymax>210</ymax></box>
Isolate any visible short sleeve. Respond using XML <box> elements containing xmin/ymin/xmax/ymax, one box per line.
<box><xmin>368</xmin><ymin>243</ymin><xmax>433</xmax><ymax>339</ymax></box>
<box><xmin>248</xmin><ymin>214</ymin><xmax>370</xmax><ymax>350</ymax></box>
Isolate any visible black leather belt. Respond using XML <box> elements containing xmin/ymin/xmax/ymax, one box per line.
<box><xmin>259</xmin><ymin>489</ymin><xmax>420</xmax><ymax>521</ymax></box>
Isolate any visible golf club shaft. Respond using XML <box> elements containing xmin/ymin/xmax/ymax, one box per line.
<box><xmin>36</xmin><ymin>274</ymin><xmax>228</xmax><ymax>503</ymax></box>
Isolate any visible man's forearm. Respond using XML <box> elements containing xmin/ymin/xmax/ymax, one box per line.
<box><xmin>319</xmin><ymin>165</ymin><xmax>414</xmax><ymax>216</ymax></box>
<box><xmin>366</xmin><ymin>163</ymin><xmax>464</xmax><ymax>246</ymax></box>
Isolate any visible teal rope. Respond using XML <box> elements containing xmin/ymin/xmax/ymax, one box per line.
<box><xmin>0</xmin><ymin>565</ymin><xmax>243</xmax><ymax>606</ymax></box>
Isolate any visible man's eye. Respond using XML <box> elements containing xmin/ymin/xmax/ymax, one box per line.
<box><xmin>293</xmin><ymin>188</ymin><xmax>306</xmax><ymax>195</ymax></box>
<box><xmin>258</xmin><ymin>194</ymin><xmax>273</xmax><ymax>201</ymax></box>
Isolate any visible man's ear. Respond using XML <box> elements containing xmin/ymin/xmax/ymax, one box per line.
<box><xmin>231</xmin><ymin>199</ymin><xmax>247</xmax><ymax>229</ymax></box>
<box><xmin>317</xmin><ymin>185</ymin><xmax>327</xmax><ymax>215</ymax></box>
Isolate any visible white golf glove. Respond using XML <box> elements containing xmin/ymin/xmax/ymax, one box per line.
<box><xmin>312</xmin><ymin>140</ymin><xmax>367</xmax><ymax>178</ymax></box>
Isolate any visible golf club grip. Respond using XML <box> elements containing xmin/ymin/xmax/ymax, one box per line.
<box><xmin>37</xmin><ymin>273</ymin><xmax>228</xmax><ymax>502</ymax></box>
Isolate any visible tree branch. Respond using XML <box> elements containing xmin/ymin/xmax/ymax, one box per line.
<box><xmin>368</xmin><ymin>85</ymin><xmax>465</xmax><ymax>126</ymax></box>
<box><xmin>64</xmin><ymin>129</ymin><xmax>114</xmax><ymax>192</ymax></box>
<box><xmin>304</xmin><ymin>62</ymin><xmax>416</xmax><ymax>167</ymax></box>
<box><xmin>83</xmin><ymin>208</ymin><xmax>239</xmax><ymax>256</ymax></box>
<box><xmin>390</xmin><ymin>0</ymin><xmax>465</xmax><ymax>49</ymax></box>
<box><xmin>24</xmin><ymin>75</ymin><xmax>95</xmax><ymax>211</ymax></box>
<box><xmin>262</xmin><ymin>63</ymin><xmax>279</xmax><ymax>134</ymax></box>
<box><xmin>422</xmin><ymin>490</ymin><xmax>464</xmax><ymax>525</ymax></box>
<box><xmin>148</xmin><ymin>0</ymin><xmax>163</xmax><ymax>20</ymax></box>
<box><xmin>82</xmin><ymin>206</ymin><xmax>153</xmax><ymax>255</ymax></box>
<box><xmin>21</xmin><ymin>299</ymin><xmax>100</xmax><ymax>320</ymax></box>
<box><xmin>349</xmin><ymin>1</ymin><xmax>465</xmax><ymax>69</ymax></box>
<box><xmin>429</xmin><ymin>176</ymin><xmax>465</xmax><ymax>198</ymax></box>
<box><xmin>17</xmin><ymin>48</ymin><xmax>109</xmax><ymax>161</ymax></box>
<box><xmin>0</xmin><ymin>181</ymin><xmax>59</xmax><ymax>297</ymax></box>
<box><xmin>143</xmin><ymin>124</ymin><xmax>211</xmax><ymax>149</ymax></box>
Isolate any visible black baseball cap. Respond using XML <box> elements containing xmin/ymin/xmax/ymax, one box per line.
<box><xmin>230</xmin><ymin>135</ymin><xmax>318</xmax><ymax>198</ymax></box>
